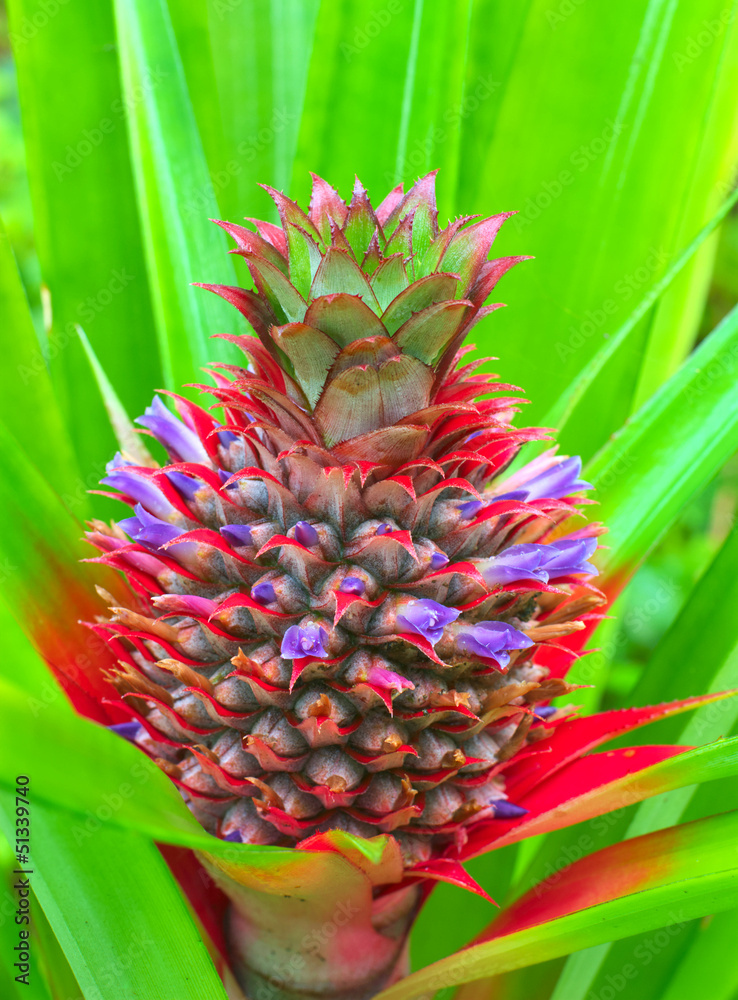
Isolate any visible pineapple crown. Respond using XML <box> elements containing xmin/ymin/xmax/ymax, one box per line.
<box><xmin>196</xmin><ymin>171</ymin><xmax>529</xmax><ymax>465</ymax></box>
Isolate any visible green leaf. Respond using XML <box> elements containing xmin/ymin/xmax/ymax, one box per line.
<box><xmin>460</xmin><ymin>0</ymin><xmax>738</xmax><ymax>461</ymax></box>
<box><xmin>540</xmin><ymin>184</ymin><xmax>738</xmax><ymax>445</ymax></box>
<box><xmin>208</xmin><ymin>0</ymin><xmax>320</xmax><ymax>223</ymax></box>
<box><xmin>6</xmin><ymin>0</ymin><xmax>163</xmax><ymax>475</ymax></box>
<box><xmin>28</xmin><ymin>900</ymin><xmax>83</xmax><ymax>1000</ymax></box>
<box><xmin>0</xmin><ymin>793</ymin><xmax>228</xmax><ymax>1000</ymax></box>
<box><xmin>77</xmin><ymin>324</ymin><xmax>155</xmax><ymax>466</ymax></box>
<box><xmin>629</xmin><ymin>517</ymin><xmax>738</xmax><ymax>718</ymax></box>
<box><xmin>112</xmin><ymin>0</ymin><xmax>241</xmax><ymax>390</ymax></box>
<box><xmin>0</xmin><ymin>418</ymin><xmax>93</xmax><ymax>627</ymax></box>
<box><xmin>589</xmin><ymin>302</ymin><xmax>738</xmax><ymax>579</ymax></box>
<box><xmin>0</xmin><ymin>671</ymin><xmax>231</xmax><ymax>855</ymax></box>
<box><xmin>660</xmin><ymin>909</ymin><xmax>738</xmax><ymax>1000</ymax></box>
<box><xmin>0</xmin><ymin>833</ymin><xmax>52</xmax><ymax>1000</ymax></box>
<box><xmin>550</xmin><ymin>520</ymin><xmax>738</xmax><ymax>998</ymax></box>
<box><xmin>375</xmin><ymin>811</ymin><xmax>738</xmax><ymax>999</ymax></box>
<box><xmin>0</xmin><ymin>215</ymin><xmax>80</xmax><ymax>498</ymax></box>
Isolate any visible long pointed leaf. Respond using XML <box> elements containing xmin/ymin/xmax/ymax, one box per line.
<box><xmin>376</xmin><ymin>811</ymin><xmax>738</xmax><ymax>999</ymax></box>
<box><xmin>113</xmin><ymin>0</ymin><xmax>241</xmax><ymax>389</ymax></box>
<box><xmin>6</xmin><ymin>0</ymin><xmax>163</xmax><ymax>474</ymax></box>
<box><xmin>0</xmin><ymin>793</ymin><xmax>228</xmax><ymax>1000</ymax></box>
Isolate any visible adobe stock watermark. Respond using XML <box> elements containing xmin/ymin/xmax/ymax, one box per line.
<box><xmin>570</xmin><ymin>571</ymin><xmax>677</xmax><ymax>689</ymax></box>
<box><xmin>514</xmin><ymin>119</ymin><xmax>625</xmax><ymax>232</ymax></box>
<box><xmin>8</xmin><ymin>0</ymin><xmax>69</xmax><ymax>49</ymax></box>
<box><xmin>183</xmin><ymin>107</ymin><xmax>296</xmax><ymax>217</ymax></box>
<box><xmin>51</xmin><ymin>66</ymin><xmax>168</xmax><ymax>181</ymax></box>
<box><xmin>70</xmin><ymin>761</ymin><xmax>153</xmax><ymax>845</ymax></box>
<box><xmin>389</xmin><ymin>75</ymin><xmax>500</xmax><ymax>185</ymax></box>
<box><xmin>340</xmin><ymin>0</ymin><xmax>405</xmax><ymax>62</ymax></box>
<box><xmin>682</xmin><ymin>341</ymin><xmax>738</xmax><ymax>405</ymax></box>
<box><xmin>555</xmin><ymin>246</ymin><xmax>670</xmax><ymax>361</ymax></box>
<box><xmin>546</xmin><ymin>0</ymin><xmax>588</xmax><ymax>30</ymax></box>
<box><xmin>17</xmin><ymin>268</ymin><xmax>135</xmax><ymax>385</ymax></box>
<box><xmin>583</xmin><ymin>912</ymin><xmax>689</xmax><ymax>1000</ymax></box>
<box><xmin>211</xmin><ymin>0</ymin><xmax>244</xmax><ymax>18</ymax></box>
<box><xmin>673</xmin><ymin>10</ymin><xmax>734</xmax><ymax>72</ymax></box>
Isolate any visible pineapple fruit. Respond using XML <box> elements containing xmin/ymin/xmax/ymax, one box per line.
<box><xmin>89</xmin><ymin>171</ymin><xmax>601</xmax><ymax>871</ymax></box>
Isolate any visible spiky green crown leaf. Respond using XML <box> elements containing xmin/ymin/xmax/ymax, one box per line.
<box><xmin>198</xmin><ymin>172</ymin><xmax>526</xmax><ymax>458</ymax></box>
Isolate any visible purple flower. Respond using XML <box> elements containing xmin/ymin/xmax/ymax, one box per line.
<box><xmin>366</xmin><ymin>665</ymin><xmax>414</xmax><ymax>694</ymax></box>
<box><xmin>517</xmin><ymin>456</ymin><xmax>593</xmax><ymax>501</ymax></box>
<box><xmin>108</xmin><ymin>722</ymin><xmax>140</xmax><ymax>741</ymax></box>
<box><xmin>376</xmin><ymin>523</ymin><xmax>392</xmax><ymax>535</ymax></box>
<box><xmin>223</xmin><ymin>829</ymin><xmax>243</xmax><ymax>842</ymax></box>
<box><xmin>481</xmin><ymin>544</ymin><xmax>550</xmax><ymax>586</ymax></box>
<box><xmin>339</xmin><ymin>576</ymin><xmax>365</xmax><ymax>595</ymax></box>
<box><xmin>119</xmin><ymin>504</ymin><xmax>186</xmax><ymax>551</ymax></box>
<box><xmin>534</xmin><ymin>705</ymin><xmax>558</xmax><ymax>719</ymax></box>
<box><xmin>295</xmin><ymin>521</ymin><xmax>319</xmax><ymax>547</ymax></box>
<box><xmin>539</xmin><ymin>537</ymin><xmax>598</xmax><ymax>578</ymax></box>
<box><xmin>430</xmin><ymin>551</ymin><xmax>449</xmax><ymax>571</ymax></box>
<box><xmin>165</xmin><ymin>470</ymin><xmax>202</xmax><ymax>500</ymax></box>
<box><xmin>217</xmin><ymin>428</ymin><xmax>239</xmax><ymax>447</ymax></box>
<box><xmin>107</xmin><ymin>451</ymin><xmax>131</xmax><ymax>469</ymax></box>
<box><xmin>218</xmin><ymin>469</ymin><xmax>239</xmax><ymax>490</ymax></box>
<box><xmin>136</xmin><ymin>396</ymin><xmax>209</xmax><ymax>463</ymax></box>
<box><xmin>102</xmin><ymin>456</ymin><xmax>174</xmax><ymax>519</ymax></box>
<box><xmin>220</xmin><ymin>524</ymin><xmax>253</xmax><ymax>547</ymax></box>
<box><xmin>252</xmin><ymin>581</ymin><xmax>276</xmax><ymax>605</ymax></box>
<box><xmin>396</xmin><ymin>599</ymin><xmax>460</xmax><ymax>645</ymax></box>
<box><xmin>280</xmin><ymin>623</ymin><xmax>329</xmax><ymax>660</ymax></box>
<box><xmin>493</xmin><ymin>800</ymin><xmax>528</xmax><ymax>819</ymax></box>
<box><xmin>455</xmin><ymin>621</ymin><xmax>533</xmax><ymax>669</ymax></box>
<box><xmin>458</xmin><ymin>499</ymin><xmax>484</xmax><ymax>519</ymax></box>
<box><xmin>481</xmin><ymin>536</ymin><xmax>598</xmax><ymax>587</ymax></box>
<box><xmin>488</xmin><ymin>489</ymin><xmax>531</xmax><ymax>504</ymax></box>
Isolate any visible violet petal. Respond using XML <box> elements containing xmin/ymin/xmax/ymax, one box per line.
<box><xmin>119</xmin><ymin>504</ymin><xmax>185</xmax><ymax>551</ymax></box>
<box><xmin>430</xmin><ymin>551</ymin><xmax>450</xmax><ymax>570</ymax></box>
<box><xmin>539</xmin><ymin>537</ymin><xmax>598</xmax><ymax>578</ymax></box>
<box><xmin>252</xmin><ymin>582</ymin><xmax>276</xmax><ymax>605</ymax></box>
<box><xmin>494</xmin><ymin>801</ymin><xmax>528</xmax><ymax>819</ymax></box>
<box><xmin>518</xmin><ymin>456</ymin><xmax>593</xmax><ymax>500</ymax></box>
<box><xmin>220</xmin><ymin>524</ymin><xmax>253</xmax><ymax>547</ymax></box>
<box><xmin>136</xmin><ymin>396</ymin><xmax>209</xmax><ymax>463</ymax></box>
<box><xmin>456</xmin><ymin>621</ymin><xmax>533</xmax><ymax>668</ymax></box>
<box><xmin>396</xmin><ymin>599</ymin><xmax>460</xmax><ymax>645</ymax></box>
<box><xmin>108</xmin><ymin>722</ymin><xmax>140</xmax><ymax>741</ymax></box>
<box><xmin>165</xmin><ymin>470</ymin><xmax>202</xmax><ymax>500</ymax></box>
<box><xmin>481</xmin><ymin>544</ymin><xmax>549</xmax><ymax>586</ymax></box>
<box><xmin>102</xmin><ymin>469</ymin><xmax>174</xmax><ymax>519</ymax></box>
<box><xmin>458</xmin><ymin>499</ymin><xmax>484</xmax><ymax>519</ymax></box>
<box><xmin>217</xmin><ymin>428</ymin><xmax>239</xmax><ymax>447</ymax></box>
<box><xmin>295</xmin><ymin>521</ymin><xmax>319</xmax><ymax>547</ymax></box>
<box><xmin>280</xmin><ymin>623</ymin><xmax>329</xmax><ymax>660</ymax></box>
<box><xmin>534</xmin><ymin>705</ymin><xmax>558</xmax><ymax>719</ymax></box>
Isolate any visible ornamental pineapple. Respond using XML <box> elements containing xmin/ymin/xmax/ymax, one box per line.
<box><xmin>88</xmin><ymin>172</ymin><xmax>602</xmax><ymax>868</ymax></box>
